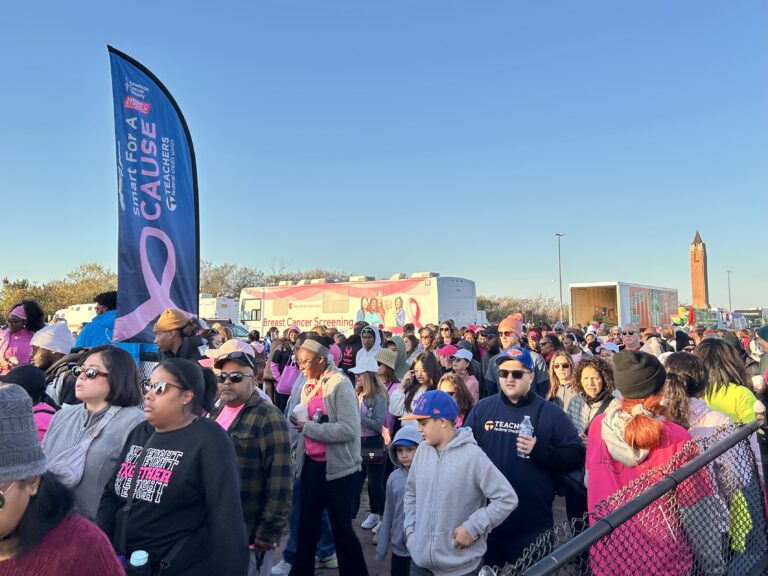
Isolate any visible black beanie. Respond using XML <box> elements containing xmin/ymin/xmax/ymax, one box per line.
<box><xmin>675</xmin><ymin>330</ymin><xmax>694</xmax><ymax>352</ymax></box>
<box><xmin>613</xmin><ymin>351</ymin><xmax>666</xmax><ymax>399</ymax></box>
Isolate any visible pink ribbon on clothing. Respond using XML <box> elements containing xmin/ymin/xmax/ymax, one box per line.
<box><xmin>113</xmin><ymin>227</ymin><xmax>194</xmax><ymax>342</ymax></box>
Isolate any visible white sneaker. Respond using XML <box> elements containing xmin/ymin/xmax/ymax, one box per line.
<box><xmin>361</xmin><ymin>513</ymin><xmax>380</xmax><ymax>530</ymax></box>
<box><xmin>371</xmin><ymin>520</ymin><xmax>382</xmax><ymax>534</ymax></box>
<box><xmin>271</xmin><ymin>559</ymin><xmax>292</xmax><ymax>575</ymax></box>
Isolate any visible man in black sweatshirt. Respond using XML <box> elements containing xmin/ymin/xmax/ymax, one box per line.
<box><xmin>465</xmin><ymin>346</ymin><xmax>585</xmax><ymax>567</ymax></box>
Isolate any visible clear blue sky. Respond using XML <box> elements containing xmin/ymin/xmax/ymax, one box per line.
<box><xmin>1</xmin><ymin>1</ymin><xmax>766</xmax><ymax>309</ymax></box>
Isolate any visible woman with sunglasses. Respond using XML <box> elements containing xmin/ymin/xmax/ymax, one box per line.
<box><xmin>42</xmin><ymin>345</ymin><xmax>144</xmax><ymax>520</ymax></box>
<box><xmin>537</xmin><ymin>334</ymin><xmax>564</xmax><ymax>366</ymax></box>
<box><xmin>547</xmin><ymin>351</ymin><xmax>578</xmax><ymax>412</ymax></box>
<box><xmin>98</xmin><ymin>358</ymin><xmax>249</xmax><ymax>576</ymax></box>
<box><xmin>435</xmin><ymin>321</ymin><xmax>459</xmax><ymax>348</ymax></box>
<box><xmin>0</xmin><ymin>384</ymin><xmax>123</xmax><ymax>575</ymax></box>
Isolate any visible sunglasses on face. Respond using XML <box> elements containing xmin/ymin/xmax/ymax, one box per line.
<box><xmin>553</xmin><ymin>363</ymin><xmax>571</xmax><ymax>369</ymax></box>
<box><xmin>540</xmin><ymin>341</ymin><xmax>552</xmax><ymax>347</ymax></box>
<box><xmin>73</xmin><ymin>366</ymin><xmax>109</xmax><ymax>380</ymax></box>
<box><xmin>216</xmin><ymin>371</ymin><xmax>253</xmax><ymax>384</ymax></box>
<box><xmin>143</xmin><ymin>381</ymin><xmax>183</xmax><ymax>395</ymax></box>
<box><xmin>622</xmin><ymin>331</ymin><xmax>635</xmax><ymax>336</ymax></box>
<box><xmin>440</xmin><ymin>327</ymin><xmax>451</xmax><ymax>332</ymax></box>
<box><xmin>499</xmin><ymin>369</ymin><xmax>530</xmax><ymax>380</ymax></box>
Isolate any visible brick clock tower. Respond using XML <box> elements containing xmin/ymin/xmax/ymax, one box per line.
<box><xmin>690</xmin><ymin>231</ymin><xmax>710</xmax><ymax>309</ymax></box>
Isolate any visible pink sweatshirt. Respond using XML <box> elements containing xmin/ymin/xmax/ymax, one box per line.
<box><xmin>586</xmin><ymin>414</ymin><xmax>697</xmax><ymax>575</ymax></box>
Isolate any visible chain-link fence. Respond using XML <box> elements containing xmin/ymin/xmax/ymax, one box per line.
<box><xmin>138</xmin><ymin>351</ymin><xmax>159</xmax><ymax>390</ymax></box>
<box><xmin>496</xmin><ymin>421</ymin><xmax>768</xmax><ymax>576</ymax></box>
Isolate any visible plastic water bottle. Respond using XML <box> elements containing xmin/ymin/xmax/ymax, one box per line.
<box><xmin>517</xmin><ymin>416</ymin><xmax>534</xmax><ymax>459</ymax></box>
<box><xmin>125</xmin><ymin>550</ymin><xmax>151</xmax><ymax>575</ymax></box>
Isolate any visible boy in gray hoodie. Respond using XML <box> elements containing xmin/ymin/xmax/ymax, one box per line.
<box><xmin>375</xmin><ymin>426</ymin><xmax>423</xmax><ymax>576</ymax></box>
<box><xmin>403</xmin><ymin>390</ymin><xmax>517</xmax><ymax>576</ymax></box>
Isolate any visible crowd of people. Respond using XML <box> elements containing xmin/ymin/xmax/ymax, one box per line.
<box><xmin>0</xmin><ymin>293</ymin><xmax>767</xmax><ymax>576</ymax></box>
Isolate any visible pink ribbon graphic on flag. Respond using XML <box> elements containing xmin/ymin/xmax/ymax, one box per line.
<box><xmin>113</xmin><ymin>227</ymin><xmax>194</xmax><ymax>341</ymax></box>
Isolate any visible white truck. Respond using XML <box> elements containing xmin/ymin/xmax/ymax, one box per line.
<box><xmin>239</xmin><ymin>273</ymin><xmax>481</xmax><ymax>334</ymax></box>
<box><xmin>569</xmin><ymin>281</ymin><xmax>679</xmax><ymax>328</ymax></box>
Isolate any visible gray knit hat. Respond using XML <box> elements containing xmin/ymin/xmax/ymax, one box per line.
<box><xmin>0</xmin><ymin>384</ymin><xmax>46</xmax><ymax>482</ymax></box>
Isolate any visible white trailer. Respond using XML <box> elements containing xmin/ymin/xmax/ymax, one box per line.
<box><xmin>52</xmin><ymin>303</ymin><xmax>98</xmax><ymax>332</ymax></box>
<box><xmin>239</xmin><ymin>273</ymin><xmax>480</xmax><ymax>335</ymax></box>
<box><xmin>199</xmin><ymin>295</ymin><xmax>242</xmax><ymax>327</ymax></box>
<box><xmin>569</xmin><ymin>281</ymin><xmax>679</xmax><ymax>328</ymax></box>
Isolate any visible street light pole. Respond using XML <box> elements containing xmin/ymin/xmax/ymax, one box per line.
<box><xmin>555</xmin><ymin>233</ymin><xmax>566</xmax><ymax>323</ymax></box>
<box><xmin>726</xmin><ymin>270</ymin><xmax>733</xmax><ymax>311</ymax></box>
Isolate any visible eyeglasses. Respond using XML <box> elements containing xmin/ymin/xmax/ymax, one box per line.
<box><xmin>498</xmin><ymin>331</ymin><xmax>516</xmax><ymax>338</ymax></box>
<box><xmin>499</xmin><ymin>369</ymin><xmax>530</xmax><ymax>380</ymax></box>
<box><xmin>216</xmin><ymin>371</ymin><xmax>253</xmax><ymax>384</ymax></box>
<box><xmin>296</xmin><ymin>356</ymin><xmax>317</xmax><ymax>367</ymax></box>
<box><xmin>539</xmin><ymin>341</ymin><xmax>552</xmax><ymax>347</ymax></box>
<box><xmin>6</xmin><ymin>318</ymin><xmax>25</xmax><ymax>325</ymax></box>
<box><xmin>143</xmin><ymin>381</ymin><xmax>183</xmax><ymax>395</ymax></box>
<box><xmin>553</xmin><ymin>363</ymin><xmax>571</xmax><ymax>369</ymax></box>
<box><xmin>73</xmin><ymin>366</ymin><xmax>109</xmax><ymax>380</ymax></box>
<box><xmin>0</xmin><ymin>482</ymin><xmax>16</xmax><ymax>509</ymax></box>
<box><xmin>622</xmin><ymin>331</ymin><xmax>635</xmax><ymax>336</ymax></box>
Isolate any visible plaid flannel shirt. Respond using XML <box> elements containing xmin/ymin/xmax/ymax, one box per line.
<box><xmin>222</xmin><ymin>392</ymin><xmax>293</xmax><ymax>544</ymax></box>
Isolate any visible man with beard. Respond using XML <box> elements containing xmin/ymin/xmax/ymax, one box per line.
<box><xmin>485</xmin><ymin>314</ymin><xmax>550</xmax><ymax>398</ymax></box>
<box><xmin>214</xmin><ymin>346</ymin><xmax>292</xmax><ymax>576</ymax></box>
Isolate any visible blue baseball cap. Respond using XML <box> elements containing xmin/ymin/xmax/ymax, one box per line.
<box><xmin>495</xmin><ymin>346</ymin><xmax>534</xmax><ymax>371</ymax></box>
<box><xmin>401</xmin><ymin>390</ymin><xmax>459</xmax><ymax>421</ymax></box>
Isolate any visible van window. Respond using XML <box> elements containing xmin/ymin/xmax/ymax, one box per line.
<box><xmin>240</xmin><ymin>298</ymin><xmax>262</xmax><ymax>322</ymax></box>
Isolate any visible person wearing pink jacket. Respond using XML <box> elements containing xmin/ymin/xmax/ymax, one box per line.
<box><xmin>586</xmin><ymin>351</ymin><xmax>722</xmax><ymax>576</ymax></box>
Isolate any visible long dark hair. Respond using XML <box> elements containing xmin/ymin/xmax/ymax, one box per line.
<box><xmin>438</xmin><ymin>373</ymin><xmax>474</xmax><ymax>419</ymax></box>
<box><xmin>693</xmin><ymin>339</ymin><xmax>749</xmax><ymax>398</ymax></box>
<box><xmin>404</xmin><ymin>352</ymin><xmax>441</xmax><ymax>409</ymax></box>
<box><xmin>14</xmin><ymin>472</ymin><xmax>73</xmax><ymax>555</ymax></box>
<box><xmin>156</xmin><ymin>358</ymin><xmax>216</xmax><ymax>414</ymax></box>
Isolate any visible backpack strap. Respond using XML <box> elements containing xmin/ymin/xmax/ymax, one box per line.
<box><xmin>585</xmin><ymin>395</ymin><xmax>614</xmax><ymax>436</ymax></box>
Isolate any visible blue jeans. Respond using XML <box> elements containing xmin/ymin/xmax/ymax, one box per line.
<box><xmin>283</xmin><ymin>476</ymin><xmax>335</xmax><ymax>563</ymax></box>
